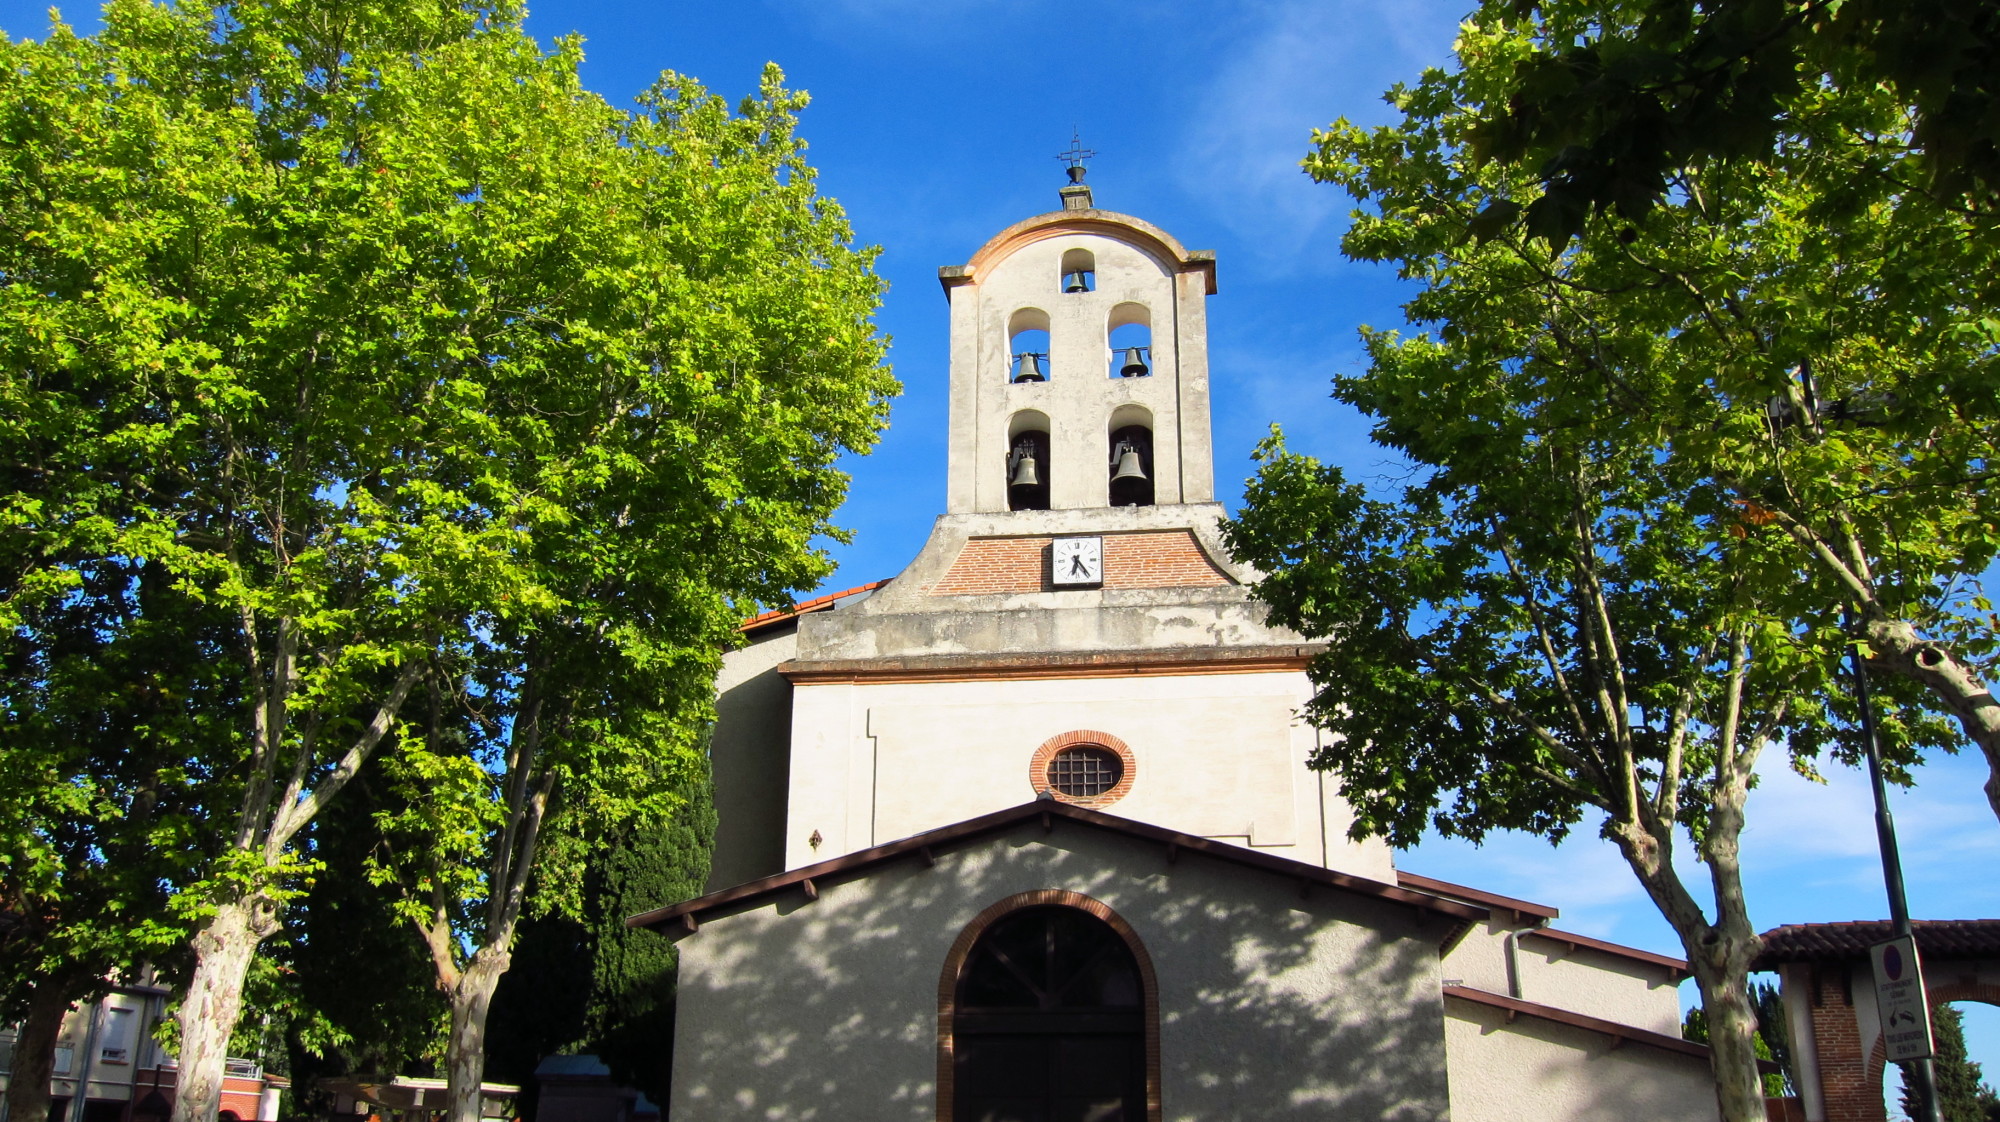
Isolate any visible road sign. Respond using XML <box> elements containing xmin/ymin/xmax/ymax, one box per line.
<box><xmin>1871</xmin><ymin>935</ymin><xmax>1936</xmax><ymax>1062</ymax></box>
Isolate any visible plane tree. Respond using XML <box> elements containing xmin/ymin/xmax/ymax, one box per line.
<box><xmin>1453</xmin><ymin>0</ymin><xmax>2000</xmax><ymax>242</ymax></box>
<box><xmin>1409</xmin><ymin>0</ymin><xmax>2000</xmax><ymax>820</ymax></box>
<box><xmin>1224</xmin><ymin>33</ymin><xmax>1988</xmax><ymax>1122</ymax></box>
<box><xmin>0</xmin><ymin>558</ymin><xmax>231</xmax><ymax>1122</ymax></box>
<box><xmin>0</xmin><ymin>4</ymin><xmax>893</xmax><ymax>1121</ymax></box>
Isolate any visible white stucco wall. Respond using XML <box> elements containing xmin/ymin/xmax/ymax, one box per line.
<box><xmin>1440</xmin><ymin>921</ymin><xmax>1685</xmax><ymax>1035</ymax></box>
<box><xmin>780</xmin><ymin>670</ymin><xmax>1393</xmax><ymax>880</ymax></box>
<box><xmin>944</xmin><ymin>212</ymin><xmax>1214</xmax><ymax>515</ymax></box>
<box><xmin>709</xmin><ymin>626</ymin><xmax>800</xmax><ymax>890</ymax></box>
<box><xmin>1444</xmin><ymin>996</ymin><xmax>1720</xmax><ymax>1122</ymax></box>
<box><xmin>669</xmin><ymin>820</ymin><xmax>1452</xmax><ymax>1121</ymax></box>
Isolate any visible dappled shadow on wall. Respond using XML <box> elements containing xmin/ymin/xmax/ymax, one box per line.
<box><xmin>656</xmin><ymin>824</ymin><xmax>1452</xmax><ymax>1120</ymax></box>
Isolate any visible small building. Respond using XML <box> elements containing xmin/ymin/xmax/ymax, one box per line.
<box><xmin>1756</xmin><ymin>919</ymin><xmax>2000</xmax><ymax>1122</ymax></box>
<box><xmin>528</xmin><ymin>1055</ymin><xmax>655</xmax><ymax>1122</ymax></box>
<box><xmin>637</xmin><ymin>168</ymin><xmax>1724</xmax><ymax>1121</ymax></box>
<box><xmin>318</xmin><ymin>1076</ymin><xmax>519</xmax><ymax>1122</ymax></box>
<box><xmin>0</xmin><ymin>980</ymin><xmax>285</xmax><ymax>1122</ymax></box>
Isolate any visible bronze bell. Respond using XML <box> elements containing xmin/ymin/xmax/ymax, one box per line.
<box><xmin>1014</xmin><ymin>353</ymin><xmax>1045</xmax><ymax>382</ymax></box>
<box><xmin>1110</xmin><ymin>442</ymin><xmax>1147</xmax><ymax>482</ymax></box>
<box><xmin>1063</xmin><ymin>271</ymin><xmax>1091</xmax><ymax>293</ymax></box>
<box><xmin>1010</xmin><ymin>451</ymin><xmax>1041</xmax><ymax>488</ymax></box>
<box><xmin>1118</xmin><ymin>347</ymin><xmax>1149</xmax><ymax>377</ymax></box>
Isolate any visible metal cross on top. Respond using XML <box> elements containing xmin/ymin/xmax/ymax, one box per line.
<box><xmin>1056</xmin><ymin>127</ymin><xmax>1096</xmax><ymax>175</ymax></box>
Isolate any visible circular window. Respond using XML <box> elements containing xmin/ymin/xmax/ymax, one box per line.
<box><xmin>1047</xmin><ymin>745</ymin><xmax>1123</xmax><ymax>798</ymax></box>
<box><xmin>1029</xmin><ymin>730</ymin><xmax>1136</xmax><ymax>807</ymax></box>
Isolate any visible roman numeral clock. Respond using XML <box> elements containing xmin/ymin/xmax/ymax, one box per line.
<box><xmin>1051</xmin><ymin>535</ymin><xmax>1103</xmax><ymax>586</ymax></box>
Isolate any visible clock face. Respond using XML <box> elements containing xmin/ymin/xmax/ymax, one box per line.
<box><xmin>1051</xmin><ymin>536</ymin><xmax>1103</xmax><ymax>586</ymax></box>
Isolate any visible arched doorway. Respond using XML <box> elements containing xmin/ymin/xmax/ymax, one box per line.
<box><xmin>940</xmin><ymin>893</ymin><xmax>1158</xmax><ymax>1121</ymax></box>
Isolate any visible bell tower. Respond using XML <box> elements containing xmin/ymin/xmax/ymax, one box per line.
<box><xmin>703</xmin><ymin>160</ymin><xmax>1395</xmax><ymax>894</ymax></box>
<box><xmin>937</xmin><ymin>164</ymin><xmax>1218</xmax><ymax>515</ymax></box>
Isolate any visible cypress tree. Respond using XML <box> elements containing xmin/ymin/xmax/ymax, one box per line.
<box><xmin>486</xmin><ymin>771</ymin><xmax>715</xmax><ymax>1104</ymax></box>
<box><xmin>586</xmin><ymin>775</ymin><xmax>716</xmax><ymax>1106</ymax></box>
<box><xmin>1901</xmin><ymin>1005</ymin><xmax>2000</xmax><ymax>1122</ymax></box>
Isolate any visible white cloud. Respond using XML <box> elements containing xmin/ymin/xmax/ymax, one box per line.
<box><xmin>1173</xmin><ymin>0</ymin><xmax>1464</xmax><ymax>274</ymax></box>
<box><xmin>1740</xmin><ymin>748</ymin><xmax>2000</xmax><ymax>919</ymax></box>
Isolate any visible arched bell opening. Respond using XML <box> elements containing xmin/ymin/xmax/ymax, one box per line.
<box><xmin>1107</xmin><ymin>302</ymin><xmax>1152</xmax><ymax>379</ymax></box>
<box><xmin>1009</xmin><ymin>308</ymin><xmax>1051</xmax><ymax>384</ymax></box>
<box><xmin>946</xmin><ymin>903</ymin><xmax>1150</xmax><ymax>1122</ymax></box>
<box><xmin>1107</xmin><ymin>409</ymin><xmax>1154</xmax><ymax>507</ymax></box>
<box><xmin>1007</xmin><ymin>410</ymin><xmax>1051</xmax><ymax>511</ymax></box>
<box><xmin>1060</xmin><ymin>248</ymin><xmax>1097</xmax><ymax>294</ymax></box>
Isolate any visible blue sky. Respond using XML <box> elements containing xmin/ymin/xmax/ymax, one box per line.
<box><xmin>6</xmin><ymin>0</ymin><xmax>1995</xmax><ymax>1093</ymax></box>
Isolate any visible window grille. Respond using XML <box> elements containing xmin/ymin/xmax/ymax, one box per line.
<box><xmin>1048</xmin><ymin>746</ymin><xmax>1122</xmax><ymax>798</ymax></box>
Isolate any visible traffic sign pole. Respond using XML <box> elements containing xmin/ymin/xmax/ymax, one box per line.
<box><xmin>1848</xmin><ymin>624</ymin><xmax>1942</xmax><ymax>1122</ymax></box>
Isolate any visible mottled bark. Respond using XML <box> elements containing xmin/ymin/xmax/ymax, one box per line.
<box><xmin>1611</xmin><ymin>767</ymin><xmax>1767</xmax><ymax>1122</ymax></box>
<box><xmin>5</xmin><ymin>976</ymin><xmax>84</xmax><ymax>1122</ymax></box>
<box><xmin>1864</xmin><ymin>617</ymin><xmax>2000</xmax><ymax>825</ymax></box>
<box><xmin>1691</xmin><ymin>955</ymin><xmax>1771</xmax><ymax>1122</ymax></box>
<box><xmin>171</xmin><ymin>896</ymin><xmax>280</xmax><ymax>1122</ymax></box>
<box><xmin>443</xmin><ymin>948</ymin><xmax>510</xmax><ymax>1122</ymax></box>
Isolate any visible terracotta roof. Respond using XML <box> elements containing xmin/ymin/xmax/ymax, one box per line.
<box><xmin>627</xmin><ymin>800</ymin><xmax>1490</xmax><ymax>933</ymax></box>
<box><xmin>1752</xmin><ymin>919</ymin><xmax>2000</xmax><ymax>970</ymax></box>
<box><xmin>738</xmin><ymin>580</ymin><xmax>889</xmax><ymax>635</ymax></box>
<box><xmin>1396</xmin><ymin>871</ymin><xmax>1560</xmax><ymax>920</ymax></box>
<box><xmin>1443</xmin><ymin>986</ymin><xmax>1779</xmax><ymax>1072</ymax></box>
<box><xmin>1525</xmin><ymin>927</ymin><xmax>1691</xmax><ymax>980</ymax></box>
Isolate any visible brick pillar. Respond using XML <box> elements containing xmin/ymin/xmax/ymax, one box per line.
<box><xmin>1807</xmin><ymin>965</ymin><xmax>1883</xmax><ymax>1122</ymax></box>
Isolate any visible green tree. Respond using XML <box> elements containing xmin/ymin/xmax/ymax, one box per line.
<box><xmin>0</xmin><ymin>558</ymin><xmax>233</xmax><ymax>1122</ymax></box>
<box><xmin>1750</xmin><ymin>980</ymin><xmax>1795</xmax><ymax>1098</ymax></box>
<box><xmin>484</xmin><ymin>776</ymin><xmax>713</xmax><ymax>1103</ymax></box>
<box><xmin>1456</xmin><ymin>0</ymin><xmax>2000</xmax><ymax>242</ymax></box>
<box><xmin>1400</xmin><ymin>0</ymin><xmax>2000</xmax><ymax>828</ymax></box>
<box><xmin>279</xmin><ymin>771</ymin><xmax>449</xmax><ymax>1090</ymax></box>
<box><xmin>1904</xmin><ymin>1005</ymin><xmax>2000</xmax><ymax>1122</ymax></box>
<box><xmin>0</xmin><ymin>4</ymin><xmax>892</xmax><ymax>1121</ymax></box>
<box><xmin>584</xmin><ymin>777</ymin><xmax>715</xmax><ymax>1105</ymax></box>
<box><xmin>1224</xmin><ymin>22</ymin><xmax>1986</xmax><ymax>1119</ymax></box>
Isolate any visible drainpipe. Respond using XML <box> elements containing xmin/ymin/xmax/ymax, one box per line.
<box><xmin>1503</xmin><ymin>929</ymin><xmax>1525</xmax><ymax>1001</ymax></box>
<box><xmin>60</xmin><ymin>1000</ymin><xmax>105</xmax><ymax>1122</ymax></box>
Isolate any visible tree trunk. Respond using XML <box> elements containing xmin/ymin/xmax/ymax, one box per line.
<box><xmin>1611</xmin><ymin>821</ymin><xmax>1768</xmax><ymax>1122</ymax></box>
<box><xmin>6</xmin><ymin>976</ymin><xmax>82</xmax><ymax>1122</ymax></box>
<box><xmin>1691</xmin><ymin>951</ymin><xmax>1771</xmax><ymax>1122</ymax></box>
<box><xmin>171</xmin><ymin>895</ymin><xmax>280</xmax><ymax>1122</ymax></box>
<box><xmin>1865</xmin><ymin>617</ymin><xmax>2000</xmax><ymax>824</ymax></box>
<box><xmin>444</xmin><ymin>947</ymin><xmax>511</xmax><ymax>1122</ymax></box>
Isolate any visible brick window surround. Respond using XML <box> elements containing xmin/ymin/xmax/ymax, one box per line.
<box><xmin>1030</xmin><ymin>730</ymin><xmax>1137</xmax><ymax>808</ymax></box>
<box><xmin>935</xmin><ymin>890</ymin><xmax>1163</xmax><ymax>1122</ymax></box>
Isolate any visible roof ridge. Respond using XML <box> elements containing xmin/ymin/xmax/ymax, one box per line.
<box><xmin>627</xmin><ymin>800</ymin><xmax>1490</xmax><ymax>932</ymax></box>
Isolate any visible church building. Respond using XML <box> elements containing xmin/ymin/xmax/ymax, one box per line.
<box><xmin>631</xmin><ymin>170</ymin><xmax>1724</xmax><ymax>1121</ymax></box>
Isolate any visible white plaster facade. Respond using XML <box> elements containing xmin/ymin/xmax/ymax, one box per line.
<box><xmin>941</xmin><ymin>204</ymin><xmax>1215</xmax><ymax>514</ymax></box>
<box><xmin>1443</xmin><ymin>1001</ymin><xmax>1719</xmax><ymax>1122</ymax></box>
<box><xmin>781</xmin><ymin>670</ymin><xmax>1383</xmax><ymax>877</ymax></box>
<box><xmin>1440</xmin><ymin>920</ymin><xmax>1686</xmax><ymax>1035</ymax></box>
<box><xmin>678</xmin><ymin>175</ymin><xmax>1724</xmax><ymax>1122</ymax></box>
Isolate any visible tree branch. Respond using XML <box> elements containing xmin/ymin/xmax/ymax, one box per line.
<box><xmin>265</xmin><ymin>657</ymin><xmax>424</xmax><ymax>857</ymax></box>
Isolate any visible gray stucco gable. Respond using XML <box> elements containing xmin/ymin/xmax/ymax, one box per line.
<box><xmin>660</xmin><ymin>815</ymin><xmax>1459</xmax><ymax>1121</ymax></box>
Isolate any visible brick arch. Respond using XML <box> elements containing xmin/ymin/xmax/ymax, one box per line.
<box><xmin>1029</xmin><ymin>729</ymin><xmax>1137</xmax><ymax>808</ymax></box>
<box><xmin>1862</xmin><ymin>980</ymin><xmax>2000</xmax><ymax>1117</ymax></box>
<box><xmin>935</xmin><ymin>890</ymin><xmax>1162</xmax><ymax>1122</ymax></box>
